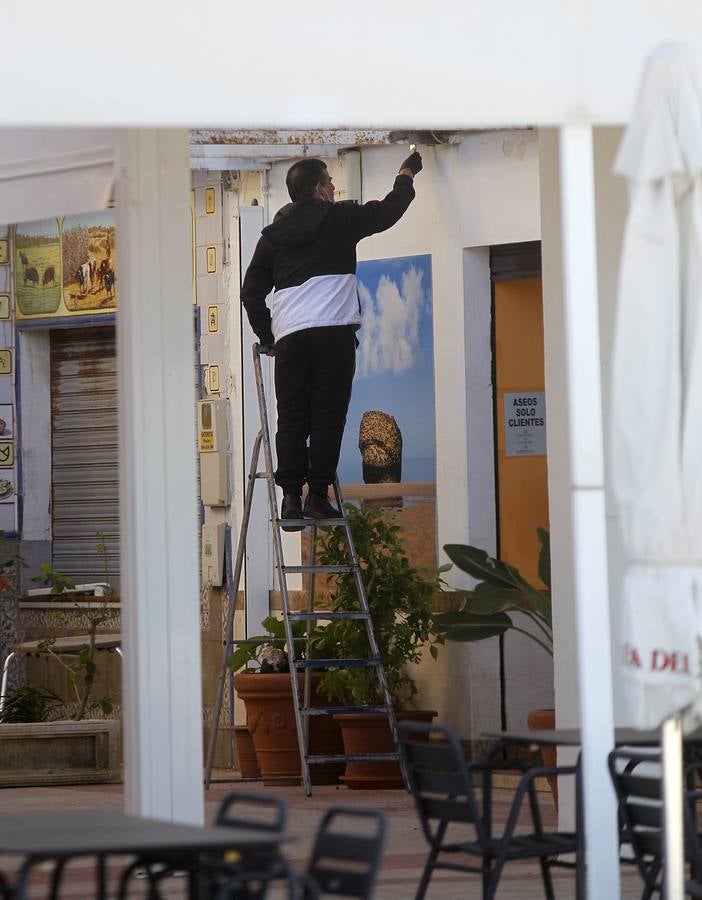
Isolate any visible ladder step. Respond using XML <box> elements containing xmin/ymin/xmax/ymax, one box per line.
<box><xmin>287</xmin><ymin>611</ymin><xmax>368</xmax><ymax>622</ymax></box>
<box><xmin>294</xmin><ymin>658</ymin><xmax>380</xmax><ymax>670</ymax></box>
<box><xmin>300</xmin><ymin>706</ymin><xmax>389</xmax><ymax>716</ymax></box>
<box><xmin>306</xmin><ymin>753</ymin><xmax>400</xmax><ymax>765</ymax></box>
<box><xmin>274</xmin><ymin>517</ymin><xmax>347</xmax><ymax>529</ymax></box>
<box><xmin>283</xmin><ymin>565</ymin><xmax>355</xmax><ymax>575</ymax></box>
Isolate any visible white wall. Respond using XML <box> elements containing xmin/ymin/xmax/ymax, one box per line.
<box><xmin>0</xmin><ymin>3</ymin><xmax>699</xmax><ymax>127</ymax></box>
<box><xmin>261</xmin><ymin>131</ymin><xmax>548</xmax><ymax>738</ymax></box>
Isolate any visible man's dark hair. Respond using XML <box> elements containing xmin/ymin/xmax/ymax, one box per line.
<box><xmin>286</xmin><ymin>158</ymin><xmax>328</xmax><ymax>201</ymax></box>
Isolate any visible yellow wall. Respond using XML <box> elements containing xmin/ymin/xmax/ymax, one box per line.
<box><xmin>494</xmin><ymin>277</ymin><xmax>549</xmax><ymax>586</ymax></box>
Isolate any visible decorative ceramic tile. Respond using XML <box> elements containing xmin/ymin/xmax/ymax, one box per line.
<box><xmin>19</xmin><ymin>607</ymin><xmax>121</xmax><ymax>632</ymax></box>
<box><xmin>200</xmin><ymin>583</ymin><xmax>210</xmax><ymax>630</ymax></box>
<box><xmin>0</xmin><ymin>558</ymin><xmax>24</xmax><ymax>689</ymax></box>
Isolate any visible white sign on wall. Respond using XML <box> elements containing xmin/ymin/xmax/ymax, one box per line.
<box><xmin>504</xmin><ymin>392</ymin><xmax>547</xmax><ymax>457</ymax></box>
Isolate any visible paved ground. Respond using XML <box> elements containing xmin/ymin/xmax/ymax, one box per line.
<box><xmin>0</xmin><ymin>772</ymin><xmax>643</xmax><ymax>898</ymax></box>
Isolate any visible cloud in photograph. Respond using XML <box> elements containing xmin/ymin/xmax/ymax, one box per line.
<box><xmin>357</xmin><ymin>264</ymin><xmax>426</xmax><ymax>378</ymax></box>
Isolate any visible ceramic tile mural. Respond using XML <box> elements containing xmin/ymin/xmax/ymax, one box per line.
<box><xmin>0</xmin><ymin>558</ymin><xmax>23</xmax><ymax>689</ymax></box>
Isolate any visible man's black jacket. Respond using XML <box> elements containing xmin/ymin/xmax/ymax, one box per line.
<box><xmin>241</xmin><ymin>174</ymin><xmax>415</xmax><ymax>345</ymax></box>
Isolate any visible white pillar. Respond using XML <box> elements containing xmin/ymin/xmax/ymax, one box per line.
<box><xmin>559</xmin><ymin>125</ymin><xmax>619</xmax><ymax>897</ymax></box>
<box><xmin>116</xmin><ymin>129</ymin><xmax>204</xmax><ymax>825</ymax></box>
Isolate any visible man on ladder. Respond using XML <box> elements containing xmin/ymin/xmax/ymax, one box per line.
<box><xmin>241</xmin><ymin>149</ymin><xmax>423</xmax><ymax>529</ymax></box>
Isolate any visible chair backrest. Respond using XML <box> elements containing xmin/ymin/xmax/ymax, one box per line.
<box><xmin>399</xmin><ymin>721</ymin><xmax>487</xmax><ymax>850</ymax></box>
<box><xmin>609</xmin><ymin>748</ymin><xmax>702</xmax><ymax>894</ymax></box>
<box><xmin>215</xmin><ymin>790</ymin><xmax>288</xmax><ymax>834</ymax></box>
<box><xmin>608</xmin><ymin>747</ymin><xmax>670</xmax><ymax>895</ymax></box>
<box><xmin>306</xmin><ymin>806</ymin><xmax>387</xmax><ymax>899</ymax></box>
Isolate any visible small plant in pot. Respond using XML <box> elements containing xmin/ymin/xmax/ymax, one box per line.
<box><xmin>432</xmin><ymin>528</ymin><xmax>558</xmax><ymax>803</ymax></box>
<box><xmin>227</xmin><ymin>616</ymin><xmax>344</xmax><ymax>785</ymax></box>
<box><xmin>314</xmin><ymin>502</ymin><xmax>447</xmax><ymax>788</ymax></box>
<box><xmin>31</xmin><ymin>537</ymin><xmax>115</xmax><ymax>721</ymax></box>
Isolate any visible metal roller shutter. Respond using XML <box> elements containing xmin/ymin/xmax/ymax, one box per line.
<box><xmin>50</xmin><ymin>326</ymin><xmax>119</xmax><ymax>587</ymax></box>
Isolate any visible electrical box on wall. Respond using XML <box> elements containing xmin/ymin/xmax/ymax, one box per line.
<box><xmin>201</xmin><ymin>522</ymin><xmax>226</xmax><ymax>587</ymax></box>
<box><xmin>198</xmin><ymin>398</ymin><xmax>230</xmax><ymax>506</ymax></box>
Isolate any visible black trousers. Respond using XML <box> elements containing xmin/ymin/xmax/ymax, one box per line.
<box><xmin>274</xmin><ymin>325</ymin><xmax>356</xmax><ymax>496</ymax></box>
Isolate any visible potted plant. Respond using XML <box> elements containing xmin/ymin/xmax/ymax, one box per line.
<box><xmin>432</xmin><ymin>528</ymin><xmax>558</xmax><ymax>803</ymax></box>
<box><xmin>314</xmin><ymin>503</ymin><xmax>447</xmax><ymax>789</ymax></box>
<box><xmin>227</xmin><ymin>616</ymin><xmax>344</xmax><ymax>785</ymax></box>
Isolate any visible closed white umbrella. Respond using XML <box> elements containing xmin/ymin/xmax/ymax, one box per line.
<box><xmin>611</xmin><ymin>43</ymin><xmax>702</xmax><ymax>896</ymax></box>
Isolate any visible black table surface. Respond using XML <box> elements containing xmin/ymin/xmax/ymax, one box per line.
<box><xmin>0</xmin><ymin>810</ymin><xmax>285</xmax><ymax>858</ymax></box>
<box><xmin>483</xmin><ymin>726</ymin><xmax>702</xmax><ymax>747</ymax></box>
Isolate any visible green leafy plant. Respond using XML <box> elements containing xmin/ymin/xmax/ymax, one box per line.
<box><xmin>0</xmin><ymin>683</ymin><xmax>59</xmax><ymax>723</ymax></box>
<box><xmin>33</xmin><ymin>533</ymin><xmax>114</xmax><ymax>720</ymax></box>
<box><xmin>229</xmin><ymin>616</ymin><xmax>305</xmax><ymax>673</ymax></box>
<box><xmin>433</xmin><ymin>527</ymin><xmax>552</xmax><ymax>656</ymax></box>
<box><xmin>314</xmin><ymin>503</ymin><xmax>447</xmax><ymax>708</ymax></box>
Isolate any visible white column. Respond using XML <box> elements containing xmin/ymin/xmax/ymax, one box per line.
<box><xmin>559</xmin><ymin>125</ymin><xmax>619</xmax><ymax>897</ymax></box>
<box><xmin>116</xmin><ymin>129</ymin><xmax>204</xmax><ymax>825</ymax></box>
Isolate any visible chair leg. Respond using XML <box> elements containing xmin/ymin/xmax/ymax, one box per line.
<box><xmin>414</xmin><ymin>850</ymin><xmax>438</xmax><ymax>900</ymax></box>
<box><xmin>49</xmin><ymin>858</ymin><xmax>68</xmax><ymax>900</ymax></box>
<box><xmin>538</xmin><ymin>858</ymin><xmax>555</xmax><ymax>900</ymax></box>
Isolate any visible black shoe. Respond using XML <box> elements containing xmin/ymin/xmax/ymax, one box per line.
<box><xmin>303</xmin><ymin>492</ymin><xmax>340</xmax><ymax>520</ymax></box>
<box><xmin>280</xmin><ymin>492</ymin><xmax>303</xmax><ymax>532</ymax></box>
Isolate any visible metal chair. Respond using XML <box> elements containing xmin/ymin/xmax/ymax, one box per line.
<box><xmin>608</xmin><ymin>747</ymin><xmax>702</xmax><ymax>899</ymax></box>
<box><xmin>302</xmin><ymin>806</ymin><xmax>387</xmax><ymax>899</ymax></box>
<box><xmin>608</xmin><ymin>748</ymin><xmax>664</xmax><ymax>899</ymax></box>
<box><xmin>399</xmin><ymin>721</ymin><xmax>579</xmax><ymax>900</ymax></box>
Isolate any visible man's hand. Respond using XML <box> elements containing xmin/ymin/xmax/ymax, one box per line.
<box><xmin>258</xmin><ymin>343</ymin><xmax>276</xmax><ymax>357</ymax></box>
<box><xmin>399</xmin><ymin>151</ymin><xmax>423</xmax><ymax>176</ymax></box>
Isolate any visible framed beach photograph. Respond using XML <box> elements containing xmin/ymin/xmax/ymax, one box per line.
<box><xmin>339</xmin><ymin>253</ymin><xmax>436</xmax><ymax>569</ymax></box>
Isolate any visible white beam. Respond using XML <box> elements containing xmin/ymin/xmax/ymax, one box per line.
<box><xmin>559</xmin><ymin>124</ymin><xmax>618</xmax><ymax>898</ymax></box>
<box><xmin>116</xmin><ymin>129</ymin><xmax>204</xmax><ymax>825</ymax></box>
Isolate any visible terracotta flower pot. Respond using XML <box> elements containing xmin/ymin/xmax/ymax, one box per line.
<box><xmin>527</xmin><ymin>707</ymin><xmax>558</xmax><ymax>809</ymax></box>
<box><xmin>334</xmin><ymin>709</ymin><xmax>437</xmax><ymax>789</ymax></box>
<box><xmin>233</xmin><ymin>726</ymin><xmax>260</xmax><ymax>778</ymax></box>
<box><xmin>235</xmin><ymin>672</ymin><xmax>344</xmax><ymax>786</ymax></box>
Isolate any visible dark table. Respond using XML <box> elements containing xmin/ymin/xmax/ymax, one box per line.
<box><xmin>0</xmin><ymin>810</ymin><xmax>288</xmax><ymax>899</ymax></box>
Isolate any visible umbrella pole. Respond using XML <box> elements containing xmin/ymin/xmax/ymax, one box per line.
<box><xmin>662</xmin><ymin>714</ymin><xmax>684</xmax><ymax>899</ymax></box>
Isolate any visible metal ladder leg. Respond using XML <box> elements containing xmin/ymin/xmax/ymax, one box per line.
<box><xmin>203</xmin><ymin>430</ymin><xmax>264</xmax><ymax>789</ymax></box>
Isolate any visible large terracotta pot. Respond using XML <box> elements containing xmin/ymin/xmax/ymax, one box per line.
<box><xmin>527</xmin><ymin>707</ymin><xmax>558</xmax><ymax>809</ymax></box>
<box><xmin>235</xmin><ymin>672</ymin><xmax>344</xmax><ymax>785</ymax></box>
<box><xmin>334</xmin><ymin>709</ymin><xmax>438</xmax><ymax>790</ymax></box>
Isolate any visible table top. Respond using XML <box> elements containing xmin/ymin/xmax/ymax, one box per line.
<box><xmin>14</xmin><ymin>634</ymin><xmax>121</xmax><ymax>654</ymax></box>
<box><xmin>483</xmin><ymin>726</ymin><xmax>702</xmax><ymax>747</ymax></box>
<box><xmin>0</xmin><ymin>811</ymin><xmax>285</xmax><ymax>858</ymax></box>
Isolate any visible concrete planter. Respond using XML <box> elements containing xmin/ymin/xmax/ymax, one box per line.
<box><xmin>0</xmin><ymin>719</ymin><xmax>120</xmax><ymax>786</ymax></box>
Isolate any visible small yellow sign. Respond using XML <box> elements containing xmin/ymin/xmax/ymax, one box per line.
<box><xmin>208</xmin><ymin>364</ymin><xmax>220</xmax><ymax>393</ymax></box>
<box><xmin>0</xmin><ymin>241</ymin><xmax>7</xmax><ymax>265</ymax></box>
<box><xmin>0</xmin><ymin>442</ymin><xmax>14</xmax><ymax>467</ymax></box>
<box><xmin>206</xmin><ymin>246</ymin><xmax>217</xmax><ymax>274</ymax></box>
<box><xmin>0</xmin><ymin>350</ymin><xmax>12</xmax><ymax>375</ymax></box>
<box><xmin>0</xmin><ymin>296</ymin><xmax>9</xmax><ymax>319</ymax></box>
<box><xmin>205</xmin><ymin>187</ymin><xmax>216</xmax><ymax>215</ymax></box>
<box><xmin>208</xmin><ymin>305</ymin><xmax>219</xmax><ymax>333</ymax></box>
<box><xmin>199</xmin><ymin>430</ymin><xmax>215</xmax><ymax>452</ymax></box>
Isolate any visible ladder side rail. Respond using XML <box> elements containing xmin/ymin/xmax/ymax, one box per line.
<box><xmin>330</xmin><ymin>481</ymin><xmax>411</xmax><ymax>791</ymax></box>
<box><xmin>204</xmin><ymin>430</ymin><xmax>264</xmax><ymax>788</ymax></box>
<box><xmin>252</xmin><ymin>344</ymin><xmax>313</xmax><ymax>796</ymax></box>
<box><xmin>302</xmin><ymin>525</ymin><xmax>318</xmax><ymax>747</ymax></box>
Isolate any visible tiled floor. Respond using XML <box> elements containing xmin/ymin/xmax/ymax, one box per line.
<box><xmin>0</xmin><ymin>772</ymin><xmax>644</xmax><ymax>898</ymax></box>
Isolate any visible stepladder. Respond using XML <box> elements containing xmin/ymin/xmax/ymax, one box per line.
<box><xmin>204</xmin><ymin>343</ymin><xmax>409</xmax><ymax>795</ymax></box>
